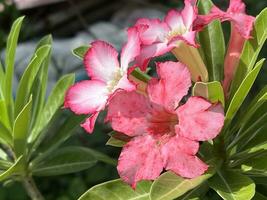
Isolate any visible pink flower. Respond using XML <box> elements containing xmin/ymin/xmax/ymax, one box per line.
<box><xmin>134</xmin><ymin>0</ymin><xmax>198</xmax><ymax>70</ymax></box>
<box><xmin>64</xmin><ymin>27</ymin><xmax>140</xmax><ymax>133</ymax></box>
<box><xmin>106</xmin><ymin>61</ymin><xmax>225</xmax><ymax>188</ymax></box>
<box><xmin>195</xmin><ymin>0</ymin><xmax>255</xmax><ymax>95</ymax></box>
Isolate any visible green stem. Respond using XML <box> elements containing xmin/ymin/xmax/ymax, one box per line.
<box><xmin>22</xmin><ymin>176</ymin><xmax>44</xmax><ymax>200</ymax></box>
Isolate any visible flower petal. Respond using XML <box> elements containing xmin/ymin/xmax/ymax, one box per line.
<box><xmin>181</xmin><ymin>0</ymin><xmax>197</xmax><ymax>30</ymax></box>
<box><xmin>106</xmin><ymin>91</ymin><xmax>152</xmax><ymax>137</ymax></box>
<box><xmin>164</xmin><ymin>9</ymin><xmax>185</xmax><ymax>31</ymax></box>
<box><xmin>135</xmin><ymin>42</ymin><xmax>173</xmax><ymax>71</ymax></box>
<box><xmin>161</xmin><ymin>134</ymin><xmax>208</xmax><ymax>178</ymax></box>
<box><xmin>64</xmin><ymin>80</ymin><xmax>108</xmax><ymax>115</ymax></box>
<box><xmin>147</xmin><ymin>61</ymin><xmax>191</xmax><ymax>112</ymax></box>
<box><xmin>118</xmin><ymin>135</ymin><xmax>163</xmax><ymax>188</ymax></box>
<box><xmin>168</xmin><ymin>31</ymin><xmax>198</xmax><ymax>47</ymax></box>
<box><xmin>177</xmin><ymin>97</ymin><xmax>225</xmax><ymax>141</ymax></box>
<box><xmin>120</xmin><ymin>27</ymin><xmax>141</xmax><ymax>72</ymax></box>
<box><xmin>135</xmin><ymin>18</ymin><xmax>169</xmax><ymax>45</ymax></box>
<box><xmin>81</xmin><ymin>112</ymin><xmax>99</xmax><ymax>134</ymax></box>
<box><xmin>115</xmin><ymin>74</ymin><xmax>136</xmax><ymax>92</ymax></box>
<box><xmin>84</xmin><ymin>40</ymin><xmax>120</xmax><ymax>82</ymax></box>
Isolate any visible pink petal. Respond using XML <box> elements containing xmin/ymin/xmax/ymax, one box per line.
<box><xmin>147</xmin><ymin>61</ymin><xmax>191</xmax><ymax>112</ymax></box>
<box><xmin>81</xmin><ymin>112</ymin><xmax>99</xmax><ymax>134</ymax></box>
<box><xmin>114</xmin><ymin>74</ymin><xmax>136</xmax><ymax>92</ymax></box>
<box><xmin>164</xmin><ymin>9</ymin><xmax>185</xmax><ymax>31</ymax></box>
<box><xmin>64</xmin><ymin>80</ymin><xmax>108</xmax><ymax>115</ymax></box>
<box><xmin>120</xmin><ymin>27</ymin><xmax>141</xmax><ymax>72</ymax></box>
<box><xmin>135</xmin><ymin>42</ymin><xmax>173</xmax><ymax>71</ymax></box>
<box><xmin>168</xmin><ymin>30</ymin><xmax>198</xmax><ymax>47</ymax></box>
<box><xmin>84</xmin><ymin>40</ymin><xmax>120</xmax><ymax>83</ymax></box>
<box><xmin>181</xmin><ymin>0</ymin><xmax>197</xmax><ymax>30</ymax></box>
<box><xmin>135</xmin><ymin>18</ymin><xmax>169</xmax><ymax>45</ymax></box>
<box><xmin>161</xmin><ymin>134</ymin><xmax>208</xmax><ymax>178</ymax></box>
<box><xmin>106</xmin><ymin>91</ymin><xmax>152</xmax><ymax>137</ymax></box>
<box><xmin>117</xmin><ymin>135</ymin><xmax>163</xmax><ymax>188</ymax></box>
<box><xmin>228</xmin><ymin>0</ymin><xmax>245</xmax><ymax>13</ymax></box>
<box><xmin>177</xmin><ymin>97</ymin><xmax>225</xmax><ymax>141</ymax></box>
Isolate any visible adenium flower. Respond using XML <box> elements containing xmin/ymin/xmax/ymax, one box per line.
<box><xmin>134</xmin><ymin>0</ymin><xmax>208</xmax><ymax>82</ymax></box>
<box><xmin>195</xmin><ymin>0</ymin><xmax>255</xmax><ymax>95</ymax></box>
<box><xmin>64</xmin><ymin>27</ymin><xmax>140</xmax><ymax>133</ymax></box>
<box><xmin>106</xmin><ymin>61</ymin><xmax>225</xmax><ymax>188</ymax></box>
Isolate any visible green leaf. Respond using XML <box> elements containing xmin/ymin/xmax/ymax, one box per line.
<box><xmin>0</xmin><ymin>61</ymin><xmax>5</xmax><ymax>99</ymax></box>
<box><xmin>78</xmin><ymin>179</ymin><xmax>152</xmax><ymax>200</ymax></box>
<box><xmin>150</xmin><ymin>164</ymin><xmax>216</xmax><ymax>200</ymax></box>
<box><xmin>208</xmin><ymin>170</ymin><xmax>255</xmax><ymax>200</ymax></box>
<box><xmin>14</xmin><ymin>45</ymin><xmax>51</xmax><ymax>117</ymax></box>
<box><xmin>0</xmin><ymin>100</ymin><xmax>11</xmax><ymax>130</ymax></box>
<box><xmin>241</xmin><ymin>155</ymin><xmax>267</xmax><ymax>176</ymax></box>
<box><xmin>4</xmin><ymin>16</ymin><xmax>25</xmax><ymax>120</ymax></box>
<box><xmin>0</xmin><ymin>160</ymin><xmax>12</xmax><ymax>170</ymax></box>
<box><xmin>225</xmin><ymin>59</ymin><xmax>265</xmax><ymax>129</ymax></box>
<box><xmin>72</xmin><ymin>45</ymin><xmax>90</xmax><ymax>59</ymax></box>
<box><xmin>230</xmin><ymin>8</ymin><xmax>267</xmax><ymax>95</ymax></box>
<box><xmin>13</xmin><ymin>96</ymin><xmax>32</xmax><ymax>157</ymax></box>
<box><xmin>30</xmin><ymin>146</ymin><xmax>97</xmax><ymax>176</ymax></box>
<box><xmin>193</xmin><ymin>81</ymin><xmax>225</xmax><ymax>107</ymax></box>
<box><xmin>0</xmin><ymin>155</ymin><xmax>24</xmax><ymax>182</ymax></box>
<box><xmin>0</xmin><ymin>120</ymin><xmax>12</xmax><ymax>146</ymax></box>
<box><xmin>253</xmin><ymin>193</ymin><xmax>267</xmax><ymax>200</ymax></box>
<box><xmin>106</xmin><ymin>136</ymin><xmax>127</xmax><ymax>147</ymax></box>
<box><xmin>177</xmin><ymin>183</ymin><xmax>209</xmax><ymax>200</ymax></box>
<box><xmin>198</xmin><ymin>0</ymin><xmax>225</xmax><ymax>81</ymax></box>
<box><xmin>30</xmin><ymin>74</ymin><xmax>75</xmax><ymax>144</ymax></box>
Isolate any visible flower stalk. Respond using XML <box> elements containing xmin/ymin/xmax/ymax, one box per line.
<box><xmin>22</xmin><ymin>176</ymin><xmax>44</xmax><ymax>200</ymax></box>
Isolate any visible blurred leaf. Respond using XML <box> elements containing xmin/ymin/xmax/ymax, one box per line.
<box><xmin>208</xmin><ymin>170</ymin><xmax>255</xmax><ymax>200</ymax></box>
<box><xmin>253</xmin><ymin>193</ymin><xmax>267</xmax><ymax>200</ymax></box>
<box><xmin>198</xmin><ymin>0</ymin><xmax>225</xmax><ymax>81</ymax></box>
<box><xmin>241</xmin><ymin>155</ymin><xmax>267</xmax><ymax>176</ymax></box>
<box><xmin>0</xmin><ymin>160</ymin><xmax>12</xmax><ymax>170</ymax></box>
<box><xmin>72</xmin><ymin>45</ymin><xmax>90</xmax><ymax>59</ymax></box>
<box><xmin>31</xmin><ymin>146</ymin><xmax>97</xmax><ymax>176</ymax></box>
<box><xmin>177</xmin><ymin>183</ymin><xmax>209</xmax><ymax>200</ymax></box>
<box><xmin>225</xmin><ymin>59</ymin><xmax>265</xmax><ymax>129</ymax></box>
<box><xmin>0</xmin><ymin>155</ymin><xmax>24</xmax><ymax>182</ymax></box>
<box><xmin>193</xmin><ymin>81</ymin><xmax>225</xmax><ymax>107</ymax></box>
<box><xmin>78</xmin><ymin>179</ymin><xmax>152</xmax><ymax>200</ymax></box>
<box><xmin>30</xmin><ymin>74</ymin><xmax>75</xmax><ymax>145</ymax></box>
<box><xmin>150</xmin><ymin>163</ymin><xmax>216</xmax><ymax>200</ymax></box>
<box><xmin>14</xmin><ymin>45</ymin><xmax>51</xmax><ymax>117</ymax></box>
<box><xmin>83</xmin><ymin>148</ymin><xmax>117</xmax><ymax>166</ymax></box>
<box><xmin>0</xmin><ymin>61</ymin><xmax>5</xmax><ymax>99</ymax></box>
<box><xmin>0</xmin><ymin>120</ymin><xmax>12</xmax><ymax>146</ymax></box>
<box><xmin>4</xmin><ymin>16</ymin><xmax>24</xmax><ymax>117</ymax></box>
<box><xmin>13</xmin><ymin>96</ymin><xmax>32</xmax><ymax>157</ymax></box>
<box><xmin>0</xmin><ymin>100</ymin><xmax>11</xmax><ymax>131</ymax></box>
<box><xmin>106</xmin><ymin>136</ymin><xmax>126</xmax><ymax>147</ymax></box>
<box><xmin>230</xmin><ymin>8</ymin><xmax>267</xmax><ymax>95</ymax></box>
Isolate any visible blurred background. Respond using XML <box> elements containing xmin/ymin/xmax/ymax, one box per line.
<box><xmin>0</xmin><ymin>0</ymin><xmax>266</xmax><ymax>199</ymax></box>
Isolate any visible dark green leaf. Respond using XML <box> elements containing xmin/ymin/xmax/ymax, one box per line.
<box><xmin>198</xmin><ymin>0</ymin><xmax>225</xmax><ymax>81</ymax></box>
<box><xmin>241</xmin><ymin>155</ymin><xmax>267</xmax><ymax>176</ymax></box>
<box><xmin>72</xmin><ymin>45</ymin><xmax>90</xmax><ymax>59</ymax></box>
<box><xmin>252</xmin><ymin>193</ymin><xmax>267</xmax><ymax>200</ymax></box>
<box><xmin>31</xmin><ymin>146</ymin><xmax>97</xmax><ymax>176</ymax></box>
<box><xmin>78</xmin><ymin>179</ymin><xmax>152</xmax><ymax>200</ymax></box>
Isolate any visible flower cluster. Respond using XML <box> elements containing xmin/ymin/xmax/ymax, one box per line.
<box><xmin>64</xmin><ymin>0</ymin><xmax>254</xmax><ymax>188</ymax></box>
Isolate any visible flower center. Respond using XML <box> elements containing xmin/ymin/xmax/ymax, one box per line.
<box><xmin>167</xmin><ymin>26</ymin><xmax>187</xmax><ymax>40</ymax></box>
<box><xmin>106</xmin><ymin>68</ymin><xmax>123</xmax><ymax>92</ymax></box>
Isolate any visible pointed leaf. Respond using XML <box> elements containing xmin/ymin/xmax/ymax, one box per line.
<box><xmin>0</xmin><ymin>155</ymin><xmax>24</xmax><ymax>182</ymax></box>
<box><xmin>30</xmin><ymin>147</ymin><xmax>97</xmax><ymax>176</ymax></box>
<box><xmin>72</xmin><ymin>45</ymin><xmax>90</xmax><ymax>59</ymax></box>
<box><xmin>241</xmin><ymin>155</ymin><xmax>267</xmax><ymax>176</ymax></box>
<box><xmin>13</xmin><ymin>96</ymin><xmax>32</xmax><ymax>157</ymax></box>
<box><xmin>208</xmin><ymin>170</ymin><xmax>255</xmax><ymax>200</ymax></box>
<box><xmin>78</xmin><ymin>179</ymin><xmax>152</xmax><ymax>200</ymax></box>
<box><xmin>0</xmin><ymin>120</ymin><xmax>12</xmax><ymax>146</ymax></box>
<box><xmin>198</xmin><ymin>0</ymin><xmax>225</xmax><ymax>81</ymax></box>
<box><xmin>193</xmin><ymin>81</ymin><xmax>225</xmax><ymax>107</ymax></box>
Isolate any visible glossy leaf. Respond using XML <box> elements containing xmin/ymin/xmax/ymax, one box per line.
<box><xmin>241</xmin><ymin>155</ymin><xmax>267</xmax><ymax>176</ymax></box>
<box><xmin>31</xmin><ymin>147</ymin><xmax>97</xmax><ymax>176</ymax></box>
<box><xmin>72</xmin><ymin>45</ymin><xmax>90</xmax><ymax>59</ymax></box>
<box><xmin>230</xmin><ymin>8</ymin><xmax>267</xmax><ymax>95</ymax></box>
<box><xmin>30</xmin><ymin>74</ymin><xmax>75</xmax><ymax>144</ymax></box>
<box><xmin>4</xmin><ymin>16</ymin><xmax>24</xmax><ymax>113</ymax></box>
<box><xmin>13</xmin><ymin>96</ymin><xmax>32</xmax><ymax>157</ymax></box>
<box><xmin>208</xmin><ymin>170</ymin><xmax>255</xmax><ymax>200</ymax></box>
<box><xmin>225</xmin><ymin>59</ymin><xmax>265</xmax><ymax>128</ymax></box>
<box><xmin>14</xmin><ymin>45</ymin><xmax>51</xmax><ymax>117</ymax></box>
<box><xmin>78</xmin><ymin>179</ymin><xmax>152</xmax><ymax>200</ymax></box>
<box><xmin>193</xmin><ymin>81</ymin><xmax>225</xmax><ymax>107</ymax></box>
<box><xmin>198</xmin><ymin>0</ymin><xmax>225</xmax><ymax>81</ymax></box>
<box><xmin>0</xmin><ymin>155</ymin><xmax>24</xmax><ymax>182</ymax></box>
<box><xmin>150</xmin><ymin>165</ymin><xmax>215</xmax><ymax>200</ymax></box>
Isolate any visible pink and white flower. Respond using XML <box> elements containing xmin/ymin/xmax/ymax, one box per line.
<box><xmin>134</xmin><ymin>0</ymin><xmax>198</xmax><ymax>70</ymax></box>
<box><xmin>64</xmin><ymin>27</ymin><xmax>140</xmax><ymax>133</ymax></box>
<box><xmin>106</xmin><ymin>61</ymin><xmax>225</xmax><ymax>188</ymax></box>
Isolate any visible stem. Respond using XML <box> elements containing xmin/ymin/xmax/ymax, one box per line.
<box><xmin>22</xmin><ymin>176</ymin><xmax>45</xmax><ymax>200</ymax></box>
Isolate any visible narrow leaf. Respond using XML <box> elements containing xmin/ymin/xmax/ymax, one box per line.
<box><xmin>198</xmin><ymin>0</ymin><xmax>225</xmax><ymax>81</ymax></box>
<box><xmin>241</xmin><ymin>155</ymin><xmax>267</xmax><ymax>176</ymax></box>
<box><xmin>0</xmin><ymin>155</ymin><xmax>24</xmax><ymax>182</ymax></box>
<box><xmin>72</xmin><ymin>45</ymin><xmax>90</xmax><ymax>59</ymax></box>
<box><xmin>78</xmin><ymin>179</ymin><xmax>152</xmax><ymax>200</ymax></box>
